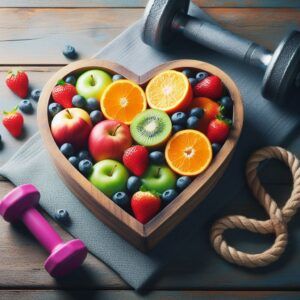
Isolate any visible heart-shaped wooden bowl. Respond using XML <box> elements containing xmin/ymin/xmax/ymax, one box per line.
<box><xmin>38</xmin><ymin>59</ymin><xmax>243</xmax><ymax>252</ymax></box>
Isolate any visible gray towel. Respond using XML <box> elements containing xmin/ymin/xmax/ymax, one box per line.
<box><xmin>1</xmin><ymin>4</ymin><xmax>300</xmax><ymax>290</ymax></box>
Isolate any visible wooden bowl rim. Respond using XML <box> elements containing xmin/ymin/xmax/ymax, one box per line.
<box><xmin>37</xmin><ymin>58</ymin><xmax>244</xmax><ymax>240</ymax></box>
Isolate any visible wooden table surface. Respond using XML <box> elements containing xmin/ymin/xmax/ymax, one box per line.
<box><xmin>0</xmin><ymin>1</ymin><xmax>300</xmax><ymax>299</ymax></box>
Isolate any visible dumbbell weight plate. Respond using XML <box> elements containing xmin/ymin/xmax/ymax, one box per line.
<box><xmin>262</xmin><ymin>30</ymin><xmax>300</xmax><ymax>105</ymax></box>
<box><xmin>141</xmin><ymin>0</ymin><xmax>189</xmax><ymax>48</ymax></box>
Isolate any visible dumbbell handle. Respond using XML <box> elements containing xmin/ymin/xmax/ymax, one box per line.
<box><xmin>172</xmin><ymin>13</ymin><xmax>273</xmax><ymax>70</ymax></box>
<box><xmin>22</xmin><ymin>208</ymin><xmax>63</xmax><ymax>253</ymax></box>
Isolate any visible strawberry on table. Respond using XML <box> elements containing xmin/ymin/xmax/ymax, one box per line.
<box><xmin>6</xmin><ymin>70</ymin><xmax>29</xmax><ymax>99</ymax></box>
<box><xmin>51</xmin><ymin>80</ymin><xmax>77</xmax><ymax>108</ymax></box>
<box><xmin>131</xmin><ymin>191</ymin><xmax>161</xmax><ymax>224</ymax></box>
<box><xmin>193</xmin><ymin>75</ymin><xmax>223</xmax><ymax>100</ymax></box>
<box><xmin>123</xmin><ymin>145</ymin><xmax>149</xmax><ymax>176</ymax></box>
<box><xmin>2</xmin><ymin>106</ymin><xmax>24</xmax><ymax>138</ymax></box>
<box><xmin>207</xmin><ymin>116</ymin><xmax>231</xmax><ymax>144</ymax></box>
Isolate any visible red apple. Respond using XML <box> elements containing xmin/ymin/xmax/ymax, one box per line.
<box><xmin>89</xmin><ymin>120</ymin><xmax>132</xmax><ymax>161</ymax></box>
<box><xmin>51</xmin><ymin>108</ymin><xmax>92</xmax><ymax>150</ymax></box>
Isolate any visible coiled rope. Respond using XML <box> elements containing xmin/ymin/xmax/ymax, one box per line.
<box><xmin>210</xmin><ymin>146</ymin><xmax>300</xmax><ymax>267</ymax></box>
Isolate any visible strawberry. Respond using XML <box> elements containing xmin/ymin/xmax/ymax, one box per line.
<box><xmin>207</xmin><ymin>116</ymin><xmax>231</xmax><ymax>144</ymax></box>
<box><xmin>6</xmin><ymin>70</ymin><xmax>29</xmax><ymax>99</ymax></box>
<box><xmin>123</xmin><ymin>145</ymin><xmax>149</xmax><ymax>176</ymax></box>
<box><xmin>51</xmin><ymin>80</ymin><xmax>77</xmax><ymax>108</ymax></box>
<box><xmin>2</xmin><ymin>106</ymin><xmax>24</xmax><ymax>138</ymax></box>
<box><xmin>193</xmin><ymin>75</ymin><xmax>223</xmax><ymax>100</ymax></box>
<box><xmin>131</xmin><ymin>191</ymin><xmax>161</xmax><ymax>224</ymax></box>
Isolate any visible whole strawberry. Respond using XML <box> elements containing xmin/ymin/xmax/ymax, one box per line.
<box><xmin>207</xmin><ymin>116</ymin><xmax>231</xmax><ymax>144</ymax></box>
<box><xmin>123</xmin><ymin>145</ymin><xmax>149</xmax><ymax>176</ymax></box>
<box><xmin>131</xmin><ymin>191</ymin><xmax>161</xmax><ymax>224</ymax></box>
<box><xmin>193</xmin><ymin>75</ymin><xmax>223</xmax><ymax>100</ymax></box>
<box><xmin>2</xmin><ymin>106</ymin><xmax>24</xmax><ymax>138</ymax></box>
<box><xmin>6</xmin><ymin>70</ymin><xmax>29</xmax><ymax>99</ymax></box>
<box><xmin>52</xmin><ymin>80</ymin><xmax>77</xmax><ymax>108</ymax></box>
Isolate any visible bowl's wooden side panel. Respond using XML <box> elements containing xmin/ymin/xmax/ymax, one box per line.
<box><xmin>37</xmin><ymin>59</ymin><xmax>243</xmax><ymax>252</ymax></box>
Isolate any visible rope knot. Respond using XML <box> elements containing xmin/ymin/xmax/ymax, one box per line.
<box><xmin>210</xmin><ymin>146</ymin><xmax>299</xmax><ymax>268</ymax></box>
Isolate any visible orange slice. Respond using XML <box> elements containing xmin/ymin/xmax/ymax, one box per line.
<box><xmin>165</xmin><ymin>130</ymin><xmax>212</xmax><ymax>176</ymax></box>
<box><xmin>146</xmin><ymin>70</ymin><xmax>192</xmax><ymax>114</ymax></box>
<box><xmin>100</xmin><ymin>79</ymin><xmax>147</xmax><ymax>125</ymax></box>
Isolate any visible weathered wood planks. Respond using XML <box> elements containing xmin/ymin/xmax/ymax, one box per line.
<box><xmin>0</xmin><ymin>8</ymin><xmax>299</xmax><ymax>66</ymax></box>
<box><xmin>0</xmin><ymin>0</ymin><xmax>299</xmax><ymax>8</ymax></box>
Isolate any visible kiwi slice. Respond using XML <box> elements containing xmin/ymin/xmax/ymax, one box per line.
<box><xmin>130</xmin><ymin>109</ymin><xmax>172</xmax><ymax>147</ymax></box>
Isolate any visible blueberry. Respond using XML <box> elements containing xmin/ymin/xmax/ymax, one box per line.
<box><xmin>90</xmin><ymin>110</ymin><xmax>103</xmax><ymax>125</ymax></box>
<box><xmin>60</xmin><ymin>143</ymin><xmax>74</xmax><ymax>158</ymax></box>
<box><xmin>162</xmin><ymin>189</ymin><xmax>178</xmax><ymax>204</ymax></box>
<box><xmin>212</xmin><ymin>143</ymin><xmax>222</xmax><ymax>156</ymax></box>
<box><xmin>63</xmin><ymin>45</ymin><xmax>77</xmax><ymax>59</ymax></box>
<box><xmin>219</xmin><ymin>96</ymin><xmax>233</xmax><ymax>116</ymax></box>
<box><xmin>72</xmin><ymin>95</ymin><xmax>86</xmax><ymax>108</ymax></box>
<box><xmin>19</xmin><ymin>100</ymin><xmax>33</xmax><ymax>114</ymax></box>
<box><xmin>54</xmin><ymin>209</ymin><xmax>70</xmax><ymax>224</ymax></box>
<box><xmin>86</xmin><ymin>98</ymin><xmax>99</xmax><ymax>112</ymax></box>
<box><xmin>176</xmin><ymin>176</ymin><xmax>192</xmax><ymax>191</ymax></box>
<box><xmin>78</xmin><ymin>150</ymin><xmax>92</xmax><ymax>161</ymax></box>
<box><xmin>149</xmin><ymin>151</ymin><xmax>165</xmax><ymax>165</ymax></box>
<box><xmin>78</xmin><ymin>159</ymin><xmax>93</xmax><ymax>176</ymax></box>
<box><xmin>182</xmin><ymin>69</ymin><xmax>194</xmax><ymax>78</ymax></box>
<box><xmin>172</xmin><ymin>125</ymin><xmax>184</xmax><ymax>133</ymax></box>
<box><xmin>112</xmin><ymin>74</ymin><xmax>124</xmax><ymax>81</ymax></box>
<box><xmin>171</xmin><ymin>112</ymin><xmax>187</xmax><ymax>126</ymax></box>
<box><xmin>30</xmin><ymin>89</ymin><xmax>41</xmax><ymax>101</ymax></box>
<box><xmin>127</xmin><ymin>176</ymin><xmax>142</xmax><ymax>194</ymax></box>
<box><xmin>190</xmin><ymin>107</ymin><xmax>204</xmax><ymax>119</ymax></box>
<box><xmin>48</xmin><ymin>103</ymin><xmax>63</xmax><ymax>117</ymax></box>
<box><xmin>112</xmin><ymin>192</ymin><xmax>130</xmax><ymax>208</ymax></box>
<box><xmin>68</xmin><ymin>156</ymin><xmax>80</xmax><ymax>168</ymax></box>
<box><xmin>196</xmin><ymin>71</ymin><xmax>208</xmax><ymax>82</ymax></box>
<box><xmin>65</xmin><ymin>75</ymin><xmax>77</xmax><ymax>86</ymax></box>
<box><xmin>188</xmin><ymin>77</ymin><xmax>198</xmax><ymax>87</ymax></box>
<box><xmin>186</xmin><ymin>116</ymin><xmax>200</xmax><ymax>129</ymax></box>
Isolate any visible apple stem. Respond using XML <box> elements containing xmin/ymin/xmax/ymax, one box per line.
<box><xmin>111</xmin><ymin>124</ymin><xmax>121</xmax><ymax>136</ymax></box>
<box><xmin>90</xmin><ymin>74</ymin><xmax>95</xmax><ymax>86</ymax></box>
<box><xmin>156</xmin><ymin>167</ymin><xmax>161</xmax><ymax>178</ymax></box>
<box><xmin>66</xmin><ymin>109</ymin><xmax>72</xmax><ymax>119</ymax></box>
<box><xmin>110</xmin><ymin>164</ymin><xmax>117</xmax><ymax>176</ymax></box>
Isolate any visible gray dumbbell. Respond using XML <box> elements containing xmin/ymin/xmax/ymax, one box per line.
<box><xmin>142</xmin><ymin>0</ymin><xmax>300</xmax><ymax>105</ymax></box>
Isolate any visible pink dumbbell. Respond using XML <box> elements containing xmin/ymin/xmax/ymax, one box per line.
<box><xmin>0</xmin><ymin>184</ymin><xmax>87</xmax><ymax>277</ymax></box>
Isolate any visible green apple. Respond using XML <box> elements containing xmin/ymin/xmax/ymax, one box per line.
<box><xmin>76</xmin><ymin>69</ymin><xmax>112</xmax><ymax>100</ymax></box>
<box><xmin>89</xmin><ymin>159</ymin><xmax>129</xmax><ymax>198</ymax></box>
<box><xmin>141</xmin><ymin>165</ymin><xmax>177</xmax><ymax>194</ymax></box>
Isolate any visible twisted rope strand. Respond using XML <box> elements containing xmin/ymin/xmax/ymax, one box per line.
<box><xmin>210</xmin><ymin>146</ymin><xmax>300</xmax><ymax>267</ymax></box>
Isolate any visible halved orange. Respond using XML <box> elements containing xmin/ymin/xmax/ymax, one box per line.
<box><xmin>146</xmin><ymin>70</ymin><xmax>192</xmax><ymax>114</ymax></box>
<box><xmin>165</xmin><ymin>130</ymin><xmax>212</xmax><ymax>176</ymax></box>
<box><xmin>100</xmin><ymin>79</ymin><xmax>147</xmax><ymax>125</ymax></box>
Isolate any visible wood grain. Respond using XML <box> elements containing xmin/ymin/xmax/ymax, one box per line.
<box><xmin>0</xmin><ymin>0</ymin><xmax>298</xmax><ymax>8</ymax></box>
<box><xmin>0</xmin><ymin>8</ymin><xmax>299</xmax><ymax>65</ymax></box>
<box><xmin>0</xmin><ymin>180</ymin><xmax>295</xmax><ymax>289</ymax></box>
<box><xmin>37</xmin><ymin>59</ymin><xmax>243</xmax><ymax>251</ymax></box>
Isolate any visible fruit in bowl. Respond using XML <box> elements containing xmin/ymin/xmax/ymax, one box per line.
<box><xmin>88</xmin><ymin>119</ymin><xmax>132</xmax><ymax>162</ymax></box>
<box><xmin>76</xmin><ymin>69</ymin><xmax>112</xmax><ymax>101</ymax></box>
<box><xmin>51</xmin><ymin>107</ymin><xmax>92</xmax><ymax>150</ymax></box>
<box><xmin>40</xmin><ymin>60</ymin><xmax>243</xmax><ymax>251</ymax></box>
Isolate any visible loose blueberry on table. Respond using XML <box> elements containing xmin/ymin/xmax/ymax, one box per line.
<box><xmin>48</xmin><ymin>67</ymin><xmax>234</xmax><ymax>224</ymax></box>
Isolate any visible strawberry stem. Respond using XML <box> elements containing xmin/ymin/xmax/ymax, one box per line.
<box><xmin>57</xmin><ymin>79</ymin><xmax>65</xmax><ymax>86</ymax></box>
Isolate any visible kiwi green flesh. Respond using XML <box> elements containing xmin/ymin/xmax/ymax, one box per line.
<box><xmin>130</xmin><ymin>109</ymin><xmax>172</xmax><ymax>147</ymax></box>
